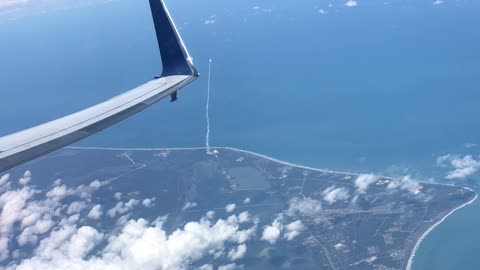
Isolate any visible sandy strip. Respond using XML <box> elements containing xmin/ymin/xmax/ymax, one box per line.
<box><xmin>222</xmin><ymin>147</ymin><xmax>358</xmax><ymax>176</ymax></box>
<box><xmin>68</xmin><ymin>146</ymin><xmax>359</xmax><ymax>176</ymax></box>
<box><xmin>406</xmin><ymin>188</ymin><xmax>477</xmax><ymax>270</ymax></box>
<box><xmin>70</xmin><ymin>146</ymin><xmax>475</xmax><ymax>185</ymax></box>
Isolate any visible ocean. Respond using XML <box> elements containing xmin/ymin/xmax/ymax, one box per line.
<box><xmin>0</xmin><ymin>0</ymin><xmax>479</xmax><ymax>269</ymax></box>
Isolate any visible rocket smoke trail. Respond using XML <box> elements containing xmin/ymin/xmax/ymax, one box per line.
<box><xmin>206</xmin><ymin>59</ymin><xmax>212</xmax><ymax>154</ymax></box>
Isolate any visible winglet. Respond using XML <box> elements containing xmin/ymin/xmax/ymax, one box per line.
<box><xmin>149</xmin><ymin>0</ymin><xmax>199</xmax><ymax>77</ymax></box>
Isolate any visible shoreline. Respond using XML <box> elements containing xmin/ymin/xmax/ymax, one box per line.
<box><xmin>67</xmin><ymin>145</ymin><xmax>471</xmax><ymax>188</ymax></box>
<box><xmin>67</xmin><ymin>146</ymin><xmax>363</xmax><ymax>177</ymax></box>
<box><xmin>406</xmin><ymin>190</ymin><xmax>478</xmax><ymax>270</ymax></box>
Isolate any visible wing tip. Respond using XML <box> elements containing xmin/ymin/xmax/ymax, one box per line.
<box><xmin>149</xmin><ymin>0</ymin><xmax>199</xmax><ymax>78</ymax></box>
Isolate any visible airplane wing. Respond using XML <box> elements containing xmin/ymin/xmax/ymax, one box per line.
<box><xmin>0</xmin><ymin>0</ymin><xmax>198</xmax><ymax>173</ymax></box>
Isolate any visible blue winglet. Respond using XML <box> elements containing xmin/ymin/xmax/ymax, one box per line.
<box><xmin>149</xmin><ymin>0</ymin><xmax>199</xmax><ymax>77</ymax></box>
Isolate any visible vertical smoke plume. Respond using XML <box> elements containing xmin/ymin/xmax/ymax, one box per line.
<box><xmin>206</xmin><ymin>59</ymin><xmax>212</xmax><ymax>154</ymax></box>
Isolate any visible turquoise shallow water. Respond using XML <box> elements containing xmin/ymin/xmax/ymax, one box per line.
<box><xmin>411</xmin><ymin>196</ymin><xmax>480</xmax><ymax>270</ymax></box>
<box><xmin>1</xmin><ymin>0</ymin><xmax>480</xmax><ymax>269</ymax></box>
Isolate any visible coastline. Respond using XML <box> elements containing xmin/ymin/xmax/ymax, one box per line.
<box><xmin>406</xmin><ymin>190</ymin><xmax>478</xmax><ymax>270</ymax></box>
<box><xmin>67</xmin><ymin>146</ymin><xmax>359</xmax><ymax>176</ymax></box>
<box><xmin>67</xmin><ymin>145</ymin><xmax>472</xmax><ymax>188</ymax></box>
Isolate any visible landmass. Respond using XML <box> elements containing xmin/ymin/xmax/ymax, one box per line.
<box><xmin>2</xmin><ymin>147</ymin><xmax>476</xmax><ymax>270</ymax></box>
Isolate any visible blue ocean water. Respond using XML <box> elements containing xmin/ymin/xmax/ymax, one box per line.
<box><xmin>1</xmin><ymin>0</ymin><xmax>480</xmax><ymax>268</ymax></box>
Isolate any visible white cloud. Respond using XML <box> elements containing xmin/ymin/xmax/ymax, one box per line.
<box><xmin>322</xmin><ymin>185</ymin><xmax>350</xmax><ymax>204</ymax></box>
<box><xmin>17</xmin><ymin>218</ymin><xmax>55</xmax><ymax>246</ymax></box>
<box><xmin>318</xmin><ymin>9</ymin><xmax>328</xmax><ymax>15</ymax></box>
<box><xmin>0</xmin><ymin>171</ymin><xmax>262</xmax><ymax>269</ymax></box>
<box><xmin>436</xmin><ymin>154</ymin><xmax>452</xmax><ymax>166</ymax></box>
<box><xmin>228</xmin><ymin>244</ymin><xmax>247</xmax><ymax>261</ymax></box>
<box><xmin>261</xmin><ymin>219</ymin><xmax>282</xmax><ymax>244</ymax></box>
<box><xmin>182</xmin><ymin>201</ymin><xmax>197</xmax><ymax>211</ymax></box>
<box><xmin>154</xmin><ymin>151</ymin><xmax>170</xmax><ymax>158</ymax></box>
<box><xmin>387</xmin><ymin>175</ymin><xmax>422</xmax><ymax>194</ymax></box>
<box><xmin>234</xmin><ymin>226</ymin><xmax>256</xmax><ymax>245</ymax></box>
<box><xmin>89</xmin><ymin>180</ymin><xmax>102</xmax><ymax>189</ymax></box>
<box><xmin>205</xmin><ymin>19</ymin><xmax>215</xmax><ymax>25</ymax></box>
<box><xmin>218</xmin><ymin>264</ymin><xmax>237</xmax><ymax>270</ymax></box>
<box><xmin>34</xmin><ymin>224</ymin><xmax>76</xmax><ymax>257</ymax></box>
<box><xmin>67</xmin><ymin>214</ymin><xmax>80</xmax><ymax>224</ymax></box>
<box><xmin>225</xmin><ymin>204</ymin><xmax>236</xmax><ymax>213</ymax></box>
<box><xmin>142</xmin><ymin>197</ymin><xmax>156</xmax><ymax>208</ymax></box>
<box><xmin>27</xmin><ymin>224</ymin><xmax>104</xmax><ymax>262</ymax></box>
<box><xmin>0</xmin><ymin>186</ymin><xmax>36</xmax><ymax>238</ymax></box>
<box><xmin>127</xmin><ymin>199</ymin><xmax>139</xmax><ymax>208</ymax></box>
<box><xmin>1</xmin><ymin>172</ymin><xmax>242</xmax><ymax>267</ymax></box>
<box><xmin>87</xmin><ymin>205</ymin><xmax>103</xmax><ymax>220</ymax></box>
<box><xmin>67</xmin><ymin>226</ymin><xmax>104</xmax><ymax>258</ymax></box>
<box><xmin>0</xmin><ymin>237</ymin><xmax>8</xmax><ymax>261</ymax></box>
<box><xmin>448</xmin><ymin>155</ymin><xmax>480</xmax><ymax>179</ymax></box>
<box><xmin>67</xmin><ymin>201</ymin><xmax>87</xmax><ymax>215</ymax></box>
<box><xmin>8</xmin><ymin>210</ymin><xmax>257</xmax><ymax>270</ymax></box>
<box><xmin>433</xmin><ymin>0</ymin><xmax>444</xmax><ymax>5</ymax></box>
<box><xmin>46</xmin><ymin>180</ymin><xmax>104</xmax><ymax>201</ymax></box>
<box><xmin>355</xmin><ymin>174</ymin><xmax>379</xmax><ymax>193</ymax></box>
<box><xmin>107</xmin><ymin>199</ymin><xmax>140</xmax><ymax>217</ymax></box>
<box><xmin>437</xmin><ymin>154</ymin><xmax>480</xmax><ymax>179</ymax></box>
<box><xmin>243</xmin><ymin>197</ymin><xmax>251</xmax><ymax>204</ymax></box>
<box><xmin>19</xmin><ymin>170</ymin><xmax>32</xmax><ymax>185</ymax></box>
<box><xmin>464</xmin><ymin>143</ymin><xmax>477</xmax><ymax>149</ymax></box>
<box><xmin>252</xmin><ymin>5</ymin><xmax>272</xmax><ymax>14</ymax></box>
<box><xmin>227</xmin><ymin>215</ymin><xmax>238</xmax><ymax>224</ymax></box>
<box><xmin>206</xmin><ymin>211</ymin><xmax>215</xmax><ymax>219</ymax></box>
<box><xmin>287</xmin><ymin>197</ymin><xmax>322</xmax><ymax>218</ymax></box>
<box><xmin>205</xmin><ymin>14</ymin><xmax>216</xmax><ymax>25</ymax></box>
<box><xmin>238</xmin><ymin>212</ymin><xmax>250</xmax><ymax>223</ymax></box>
<box><xmin>199</xmin><ymin>264</ymin><xmax>214</xmax><ymax>270</ymax></box>
<box><xmin>0</xmin><ymin>172</ymin><xmax>106</xmax><ymax>262</ymax></box>
<box><xmin>345</xmin><ymin>0</ymin><xmax>358</xmax><ymax>7</ymax></box>
<box><xmin>284</xmin><ymin>220</ymin><xmax>305</xmax><ymax>240</ymax></box>
<box><xmin>46</xmin><ymin>185</ymin><xmax>69</xmax><ymax>200</ymax></box>
<box><xmin>114</xmin><ymin>192</ymin><xmax>122</xmax><ymax>200</ymax></box>
<box><xmin>0</xmin><ymin>174</ymin><xmax>9</xmax><ymax>186</ymax></box>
